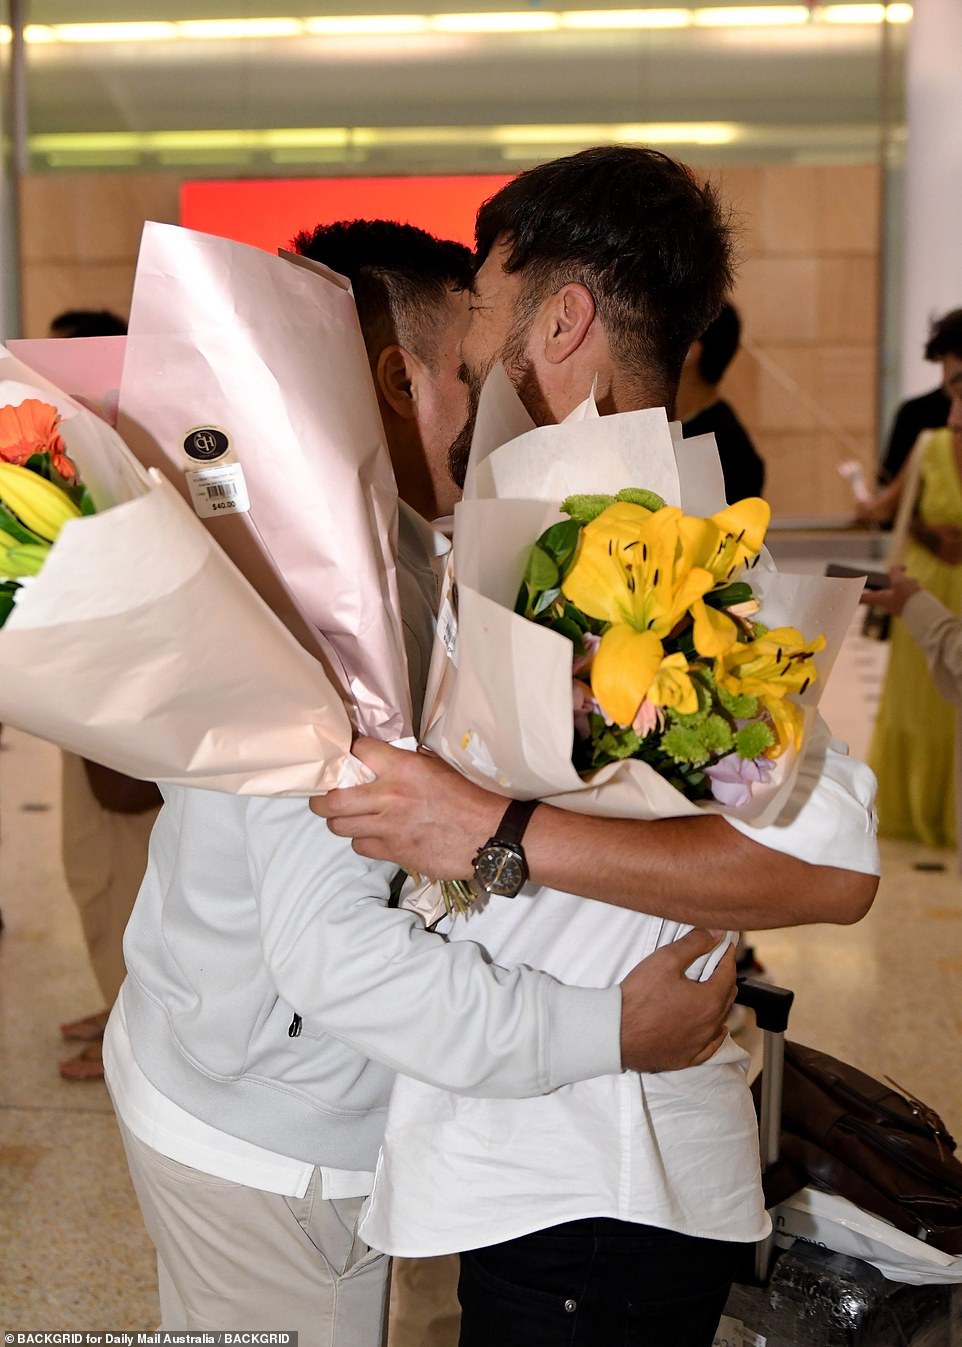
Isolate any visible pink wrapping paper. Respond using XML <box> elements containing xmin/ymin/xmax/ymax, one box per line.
<box><xmin>114</xmin><ymin>223</ymin><xmax>411</xmax><ymax>740</ymax></box>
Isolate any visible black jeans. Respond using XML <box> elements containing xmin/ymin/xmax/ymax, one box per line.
<box><xmin>457</xmin><ymin>1217</ymin><xmax>744</xmax><ymax>1347</ymax></box>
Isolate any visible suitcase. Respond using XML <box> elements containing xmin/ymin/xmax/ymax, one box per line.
<box><xmin>715</xmin><ymin>978</ymin><xmax>962</xmax><ymax>1347</ymax></box>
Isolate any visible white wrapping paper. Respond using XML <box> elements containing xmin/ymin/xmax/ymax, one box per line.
<box><xmin>0</xmin><ymin>351</ymin><xmax>360</xmax><ymax>794</ymax></box>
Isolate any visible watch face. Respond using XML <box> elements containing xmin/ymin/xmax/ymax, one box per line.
<box><xmin>474</xmin><ymin>844</ymin><xmax>527</xmax><ymax>897</ymax></box>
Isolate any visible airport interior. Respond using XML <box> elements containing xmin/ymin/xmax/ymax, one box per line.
<box><xmin>1</xmin><ymin>1</ymin><xmax>962</xmax><ymax>1342</ymax></box>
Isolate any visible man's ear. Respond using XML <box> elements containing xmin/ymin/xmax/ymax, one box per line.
<box><xmin>542</xmin><ymin>282</ymin><xmax>596</xmax><ymax>366</ymax></box>
<box><xmin>375</xmin><ymin>344</ymin><xmax>419</xmax><ymax>419</ymax></box>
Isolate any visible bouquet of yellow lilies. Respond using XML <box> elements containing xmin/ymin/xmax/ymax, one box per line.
<box><xmin>407</xmin><ymin>366</ymin><xmax>864</xmax><ymax>930</ymax></box>
<box><xmin>516</xmin><ymin>488</ymin><xmax>825</xmax><ymax>808</ymax></box>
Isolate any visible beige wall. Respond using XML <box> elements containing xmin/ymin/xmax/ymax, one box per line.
<box><xmin>18</xmin><ymin>163</ymin><xmax>881</xmax><ymax>519</ymax></box>
<box><xmin>713</xmin><ymin>162</ymin><xmax>881</xmax><ymax>519</ymax></box>
<box><xmin>19</xmin><ymin>174</ymin><xmax>180</xmax><ymax>338</ymax></box>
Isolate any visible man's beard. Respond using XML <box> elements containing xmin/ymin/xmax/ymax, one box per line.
<box><xmin>447</xmin><ymin>322</ymin><xmax>554</xmax><ymax>491</ymax></box>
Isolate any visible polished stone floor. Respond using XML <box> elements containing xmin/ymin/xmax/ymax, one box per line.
<box><xmin>1</xmin><ymin>607</ymin><xmax>959</xmax><ymax>1330</ymax></box>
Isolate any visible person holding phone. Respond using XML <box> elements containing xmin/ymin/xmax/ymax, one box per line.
<box><xmin>858</xmin><ymin>310</ymin><xmax>962</xmax><ymax>853</ymax></box>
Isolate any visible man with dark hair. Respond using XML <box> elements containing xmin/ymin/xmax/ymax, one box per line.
<box><xmin>316</xmin><ymin>149</ymin><xmax>879</xmax><ymax>1347</ymax></box>
<box><xmin>447</xmin><ymin>145</ymin><xmax>733</xmax><ymax>485</ymax></box>
<box><xmin>876</xmin><ymin>307</ymin><xmax>962</xmax><ymax>485</ymax></box>
<box><xmin>105</xmin><ymin>215</ymin><xmax>734</xmax><ymax>1347</ymax></box>
<box><xmin>677</xmin><ymin>300</ymin><xmax>766</xmax><ymax>503</ymax></box>
<box><xmin>292</xmin><ymin>220</ymin><xmax>473</xmax><ymax>522</ymax></box>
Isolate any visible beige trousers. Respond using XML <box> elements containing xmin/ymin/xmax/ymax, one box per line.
<box><xmin>118</xmin><ymin>1121</ymin><xmax>391</xmax><ymax>1347</ymax></box>
<box><xmin>60</xmin><ymin>752</ymin><xmax>159</xmax><ymax>1003</ymax></box>
<box><xmin>387</xmin><ymin>1256</ymin><xmax>460</xmax><ymax>1347</ymax></box>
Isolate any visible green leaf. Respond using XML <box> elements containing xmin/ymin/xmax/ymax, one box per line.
<box><xmin>705</xmin><ymin>581</ymin><xmax>753</xmax><ymax>609</ymax></box>
<box><xmin>0</xmin><ymin>581</ymin><xmax>20</xmax><ymax>628</ymax></box>
<box><xmin>536</xmin><ymin>518</ymin><xmax>583</xmax><ymax>572</ymax></box>
<box><xmin>23</xmin><ymin>452</ymin><xmax>54</xmax><ymax>481</ymax></box>
<box><xmin>523</xmin><ymin>543</ymin><xmax>560</xmax><ymax>593</ymax></box>
<box><xmin>551</xmin><ymin>616</ymin><xmax>586</xmax><ymax>649</ymax></box>
<box><xmin>79</xmin><ymin>487</ymin><xmax>97</xmax><ymax>517</ymax></box>
<box><xmin>0</xmin><ymin>501</ymin><xmax>46</xmax><ymax>546</ymax></box>
<box><xmin>531</xmin><ymin>585</ymin><xmax>562</xmax><ymax>617</ymax></box>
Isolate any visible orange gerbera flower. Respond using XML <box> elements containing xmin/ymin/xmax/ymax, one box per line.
<box><xmin>0</xmin><ymin>399</ymin><xmax>77</xmax><ymax>481</ymax></box>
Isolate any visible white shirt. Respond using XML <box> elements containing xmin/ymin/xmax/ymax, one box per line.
<box><xmin>360</xmin><ymin>723</ymin><xmax>879</xmax><ymax>1257</ymax></box>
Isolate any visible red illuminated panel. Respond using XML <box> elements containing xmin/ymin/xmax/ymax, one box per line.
<box><xmin>179</xmin><ymin>175</ymin><xmax>514</xmax><ymax>253</ymax></box>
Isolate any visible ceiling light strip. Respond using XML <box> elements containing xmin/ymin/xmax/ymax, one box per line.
<box><xmin>28</xmin><ymin>121</ymin><xmax>741</xmax><ymax>158</ymax></box>
<box><xmin>6</xmin><ymin>3</ymin><xmax>913</xmax><ymax>45</ymax></box>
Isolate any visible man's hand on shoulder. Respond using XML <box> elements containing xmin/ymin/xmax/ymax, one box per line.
<box><xmin>310</xmin><ymin>737</ymin><xmax>503</xmax><ymax>877</ymax></box>
<box><xmin>619</xmin><ymin>930</ymin><xmax>736</xmax><ymax>1072</ymax></box>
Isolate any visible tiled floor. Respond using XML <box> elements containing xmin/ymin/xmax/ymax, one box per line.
<box><xmin>1</xmin><ymin>597</ymin><xmax>960</xmax><ymax>1330</ymax></box>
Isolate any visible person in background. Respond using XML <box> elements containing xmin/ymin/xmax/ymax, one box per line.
<box><xmin>46</xmin><ymin>306</ymin><xmax>163</xmax><ymax>1081</ymax></box>
<box><xmin>862</xmin><ymin>565</ymin><xmax>962</xmax><ymax>873</ymax></box>
<box><xmin>676</xmin><ymin>299</ymin><xmax>765</xmax><ymax>503</ymax></box>
<box><xmin>877</xmin><ymin>335</ymin><xmax>955</xmax><ymax>487</ymax></box>
<box><xmin>48</xmin><ymin>308</ymin><xmax>127</xmax><ymax>339</ymax></box>
<box><xmin>859</xmin><ymin>309</ymin><xmax>962</xmax><ymax>853</ymax></box>
<box><xmin>862</xmin><ymin>567</ymin><xmax>962</xmax><ymax>707</ymax></box>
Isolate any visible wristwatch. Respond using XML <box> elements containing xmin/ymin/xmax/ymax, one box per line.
<box><xmin>471</xmin><ymin>798</ymin><xmax>540</xmax><ymax>898</ymax></box>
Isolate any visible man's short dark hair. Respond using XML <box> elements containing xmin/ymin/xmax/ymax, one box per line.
<box><xmin>695</xmin><ymin>300</ymin><xmax>741</xmax><ymax>385</ymax></box>
<box><xmin>924</xmin><ymin>309</ymin><xmax>962</xmax><ymax>363</ymax></box>
<box><xmin>49</xmin><ymin>308</ymin><xmax>127</xmax><ymax>338</ymax></box>
<box><xmin>290</xmin><ymin>219</ymin><xmax>473</xmax><ymax>368</ymax></box>
<box><xmin>474</xmin><ymin>146</ymin><xmax>734</xmax><ymax>400</ymax></box>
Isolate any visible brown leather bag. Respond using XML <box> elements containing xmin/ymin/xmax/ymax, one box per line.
<box><xmin>755</xmin><ymin>1041</ymin><xmax>962</xmax><ymax>1255</ymax></box>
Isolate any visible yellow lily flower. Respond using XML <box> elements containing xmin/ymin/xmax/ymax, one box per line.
<box><xmin>590</xmin><ymin>626</ymin><xmax>665</xmax><ymax>726</ymax></box>
<box><xmin>563</xmin><ymin>502</ymin><xmax>714</xmax><ymax>638</ymax></box>
<box><xmin>681</xmin><ymin>497</ymin><xmax>771</xmax><ymax>583</ymax></box>
<box><xmin>764</xmin><ymin>695</ymin><xmax>805</xmax><ymax>758</ymax></box>
<box><xmin>717</xmin><ymin>625</ymin><xmax>826</xmax><ymax>701</ymax></box>
<box><xmin>690</xmin><ymin>598</ymin><xmax>739</xmax><ymax>657</ymax></box>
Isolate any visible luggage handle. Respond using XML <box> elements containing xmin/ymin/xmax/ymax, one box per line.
<box><xmin>735</xmin><ymin>975</ymin><xmax>795</xmax><ymax>1283</ymax></box>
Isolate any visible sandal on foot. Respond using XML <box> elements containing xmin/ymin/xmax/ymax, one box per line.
<box><xmin>60</xmin><ymin>1008</ymin><xmax>110</xmax><ymax>1042</ymax></box>
<box><xmin>59</xmin><ymin>1041</ymin><xmax>105</xmax><ymax>1081</ymax></box>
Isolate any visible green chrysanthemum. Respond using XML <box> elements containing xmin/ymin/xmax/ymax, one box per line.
<box><xmin>560</xmin><ymin>493</ymin><xmax>617</xmax><ymax>524</ymax></box>
<box><xmin>615</xmin><ymin>487</ymin><xmax>666</xmax><ymax>512</ymax></box>
<box><xmin>701</xmin><ymin>714</ymin><xmax>735</xmax><ymax>756</ymax></box>
<box><xmin>734</xmin><ymin>720</ymin><xmax>776</xmax><ymax>759</ymax></box>
<box><xmin>718</xmin><ymin>685</ymin><xmax>760</xmax><ymax>719</ymax></box>
<box><xmin>661</xmin><ymin>724</ymin><xmax>710</xmax><ymax>766</ymax></box>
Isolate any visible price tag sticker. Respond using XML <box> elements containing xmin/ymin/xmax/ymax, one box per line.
<box><xmin>186</xmin><ymin>463</ymin><xmax>251</xmax><ymax>518</ymax></box>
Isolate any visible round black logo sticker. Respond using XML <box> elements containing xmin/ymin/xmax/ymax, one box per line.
<box><xmin>183</xmin><ymin>427</ymin><xmax>230</xmax><ymax>462</ymax></box>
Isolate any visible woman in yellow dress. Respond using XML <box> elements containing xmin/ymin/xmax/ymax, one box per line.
<box><xmin>866</xmin><ymin>425</ymin><xmax>962</xmax><ymax>847</ymax></box>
